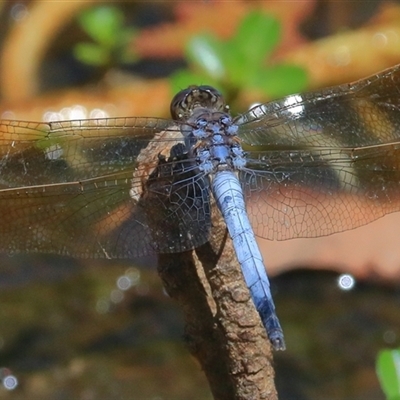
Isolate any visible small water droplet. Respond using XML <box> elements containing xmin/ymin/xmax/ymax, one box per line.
<box><xmin>337</xmin><ymin>274</ymin><xmax>355</xmax><ymax>290</ymax></box>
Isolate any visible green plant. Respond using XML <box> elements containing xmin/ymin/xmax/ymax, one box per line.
<box><xmin>73</xmin><ymin>5</ymin><xmax>137</xmax><ymax>68</ymax></box>
<box><xmin>170</xmin><ymin>11</ymin><xmax>308</xmax><ymax>104</ymax></box>
<box><xmin>377</xmin><ymin>348</ymin><xmax>400</xmax><ymax>400</ymax></box>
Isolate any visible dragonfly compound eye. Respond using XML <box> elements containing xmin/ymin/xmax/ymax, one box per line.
<box><xmin>170</xmin><ymin>87</ymin><xmax>192</xmax><ymax>120</ymax></box>
<box><xmin>170</xmin><ymin>86</ymin><xmax>227</xmax><ymax>120</ymax></box>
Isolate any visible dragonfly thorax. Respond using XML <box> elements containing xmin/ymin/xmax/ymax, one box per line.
<box><xmin>183</xmin><ymin>111</ymin><xmax>246</xmax><ymax>174</ymax></box>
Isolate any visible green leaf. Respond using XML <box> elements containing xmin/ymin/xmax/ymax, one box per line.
<box><xmin>251</xmin><ymin>64</ymin><xmax>308</xmax><ymax>98</ymax></box>
<box><xmin>186</xmin><ymin>34</ymin><xmax>226</xmax><ymax>81</ymax></box>
<box><xmin>169</xmin><ymin>11</ymin><xmax>309</xmax><ymax>104</ymax></box>
<box><xmin>230</xmin><ymin>12</ymin><xmax>281</xmax><ymax>74</ymax></box>
<box><xmin>113</xmin><ymin>27</ymin><xmax>138</xmax><ymax>65</ymax></box>
<box><xmin>117</xmin><ymin>27</ymin><xmax>138</xmax><ymax>63</ymax></box>
<box><xmin>170</xmin><ymin>70</ymin><xmax>218</xmax><ymax>95</ymax></box>
<box><xmin>376</xmin><ymin>349</ymin><xmax>400</xmax><ymax>399</ymax></box>
<box><xmin>119</xmin><ymin>48</ymin><xmax>138</xmax><ymax>65</ymax></box>
<box><xmin>73</xmin><ymin>42</ymin><xmax>110</xmax><ymax>66</ymax></box>
<box><xmin>219</xmin><ymin>40</ymin><xmax>246</xmax><ymax>86</ymax></box>
<box><xmin>78</xmin><ymin>6</ymin><xmax>124</xmax><ymax>47</ymax></box>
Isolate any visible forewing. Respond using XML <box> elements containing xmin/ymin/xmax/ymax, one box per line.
<box><xmin>237</xmin><ymin>65</ymin><xmax>400</xmax><ymax>239</ymax></box>
<box><xmin>0</xmin><ymin>118</ymin><xmax>210</xmax><ymax>258</ymax></box>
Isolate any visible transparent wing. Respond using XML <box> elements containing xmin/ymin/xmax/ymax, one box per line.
<box><xmin>0</xmin><ymin>118</ymin><xmax>211</xmax><ymax>258</ymax></box>
<box><xmin>237</xmin><ymin>64</ymin><xmax>400</xmax><ymax>239</ymax></box>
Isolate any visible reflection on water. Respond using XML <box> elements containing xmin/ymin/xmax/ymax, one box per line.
<box><xmin>0</xmin><ymin>255</ymin><xmax>210</xmax><ymax>400</ymax></box>
<box><xmin>274</xmin><ymin>270</ymin><xmax>399</xmax><ymax>400</ymax></box>
<box><xmin>0</xmin><ymin>256</ymin><xmax>399</xmax><ymax>399</ymax></box>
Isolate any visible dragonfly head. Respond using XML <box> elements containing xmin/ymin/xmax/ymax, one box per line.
<box><xmin>170</xmin><ymin>85</ymin><xmax>229</xmax><ymax>121</ymax></box>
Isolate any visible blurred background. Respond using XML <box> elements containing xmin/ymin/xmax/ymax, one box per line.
<box><xmin>0</xmin><ymin>0</ymin><xmax>400</xmax><ymax>399</ymax></box>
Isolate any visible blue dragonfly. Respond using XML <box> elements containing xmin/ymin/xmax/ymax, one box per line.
<box><xmin>1</xmin><ymin>64</ymin><xmax>400</xmax><ymax>350</ymax></box>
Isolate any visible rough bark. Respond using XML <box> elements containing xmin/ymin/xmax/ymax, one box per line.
<box><xmin>157</xmin><ymin>213</ymin><xmax>278</xmax><ymax>399</ymax></box>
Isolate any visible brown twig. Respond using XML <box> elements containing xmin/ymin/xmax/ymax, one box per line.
<box><xmin>157</xmin><ymin>212</ymin><xmax>278</xmax><ymax>399</ymax></box>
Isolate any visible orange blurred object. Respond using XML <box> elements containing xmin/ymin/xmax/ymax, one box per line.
<box><xmin>283</xmin><ymin>3</ymin><xmax>400</xmax><ymax>88</ymax></box>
